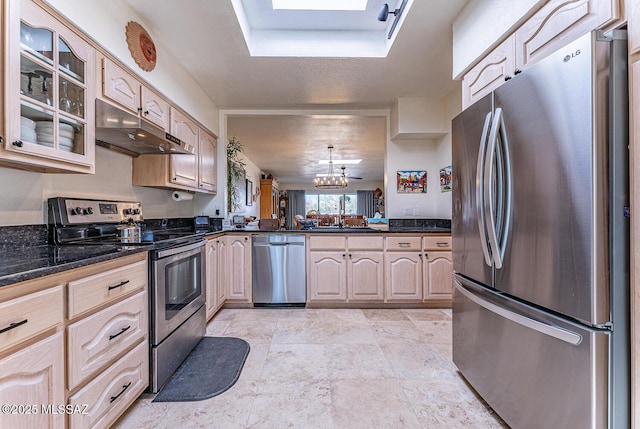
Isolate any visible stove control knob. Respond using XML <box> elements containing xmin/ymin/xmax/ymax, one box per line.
<box><xmin>70</xmin><ymin>207</ymin><xmax>83</xmax><ymax>216</ymax></box>
<box><xmin>85</xmin><ymin>207</ymin><xmax>94</xmax><ymax>215</ymax></box>
<box><xmin>123</xmin><ymin>208</ymin><xmax>133</xmax><ymax>216</ymax></box>
<box><xmin>132</xmin><ymin>208</ymin><xmax>141</xmax><ymax>215</ymax></box>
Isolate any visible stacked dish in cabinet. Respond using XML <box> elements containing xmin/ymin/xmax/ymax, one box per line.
<box><xmin>20</xmin><ymin>117</ymin><xmax>76</xmax><ymax>152</ymax></box>
<box><xmin>20</xmin><ymin>116</ymin><xmax>36</xmax><ymax>142</ymax></box>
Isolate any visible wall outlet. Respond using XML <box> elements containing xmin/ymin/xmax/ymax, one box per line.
<box><xmin>413</xmin><ymin>206</ymin><xmax>421</xmax><ymax>216</ymax></box>
<box><xmin>404</xmin><ymin>206</ymin><xmax>414</xmax><ymax>216</ymax></box>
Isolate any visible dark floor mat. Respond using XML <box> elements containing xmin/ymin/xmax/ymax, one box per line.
<box><xmin>153</xmin><ymin>337</ymin><xmax>250</xmax><ymax>402</ymax></box>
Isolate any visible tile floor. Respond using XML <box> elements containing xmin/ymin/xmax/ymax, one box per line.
<box><xmin>114</xmin><ymin>308</ymin><xmax>508</xmax><ymax>429</ymax></box>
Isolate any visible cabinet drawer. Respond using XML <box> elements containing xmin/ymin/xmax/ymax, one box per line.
<box><xmin>0</xmin><ymin>286</ymin><xmax>63</xmax><ymax>354</ymax></box>
<box><xmin>67</xmin><ymin>290</ymin><xmax>148</xmax><ymax>390</ymax></box>
<box><xmin>308</xmin><ymin>235</ymin><xmax>346</xmax><ymax>250</ymax></box>
<box><xmin>347</xmin><ymin>236</ymin><xmax>383</xmax><ymax>251</ymax></box>
<box><xmin>68</xmin><ymin>340</ymin><xmax>149</xmax><ymax>429</ymax></box>
<box><xmin>385</xmin><ymin>237</ymin><xmax>422</xmax><ymax>251</ymax></box>
<box><xmin>423</xmin><ymin>236</ymin><xmax>452</xmax><ymax>250</ymax></box>
<box><xmin>68</xmin><ymin>260</ymin><xmax>147</xmax><ymax>319</ymax></box>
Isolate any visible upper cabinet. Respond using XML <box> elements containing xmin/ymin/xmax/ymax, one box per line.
<box><xmin>629</xmin><ymin>0</ymin><xmax>640</xmax><ymax>55</ymax></box>
<box><xmin>1</xmin><ymin>0</ymin><xmax>95</xmax><ymax>173</ymax></box>
<box><xmin>132</xmin><ymin>110</ymin><xmax>217</xmax><ymax>194</ymax></box>
<box><xmin>514</xmin><ymin>0</ymin><xmax>620</xmax><ymax>69</ymax></box>
<box><xmin>169</xmin><ymin>107</ymin><xmax>199</xmax><ymax>188</ymax></box>
<box><xmin>99</xmin><ymin>56</ymin><xmax>169</xmax><ymax>130</ymax></box>
<box><xmin>198</xmin><ymin>129</ymin><xmax>217</xmax><ymax>193</ymax></box>
<box><xmin>462</xmin><ymin>0</ymin><xmax>620</xmax><ymax>108</ymax></box>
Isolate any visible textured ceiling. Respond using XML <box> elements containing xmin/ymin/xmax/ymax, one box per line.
<box><xmin>227</xmin><ymin>114</ymin><xmax>386</xmax><ymax>183</ymax></box>
<box><xmin>124</xmin><ymin>0</ymin><xmax>467</xmax><ymax>183</ymax></box>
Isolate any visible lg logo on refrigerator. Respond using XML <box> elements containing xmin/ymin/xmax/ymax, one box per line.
<box><xmin>563</xmin><ymin>49</ymin><xmax>581</xmax><ymax>62</ymax></box>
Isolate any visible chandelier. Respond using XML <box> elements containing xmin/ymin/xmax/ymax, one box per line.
<box><xmin>314</xmin><ymin>145</ymin><xmax>348</xmax><ymax>189</ymax></box>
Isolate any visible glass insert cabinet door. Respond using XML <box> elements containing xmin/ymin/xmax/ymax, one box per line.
<box><xmin>7</xmin><ymin>0</ymin><xmax>95</xmax><ymax>171</ymax></box>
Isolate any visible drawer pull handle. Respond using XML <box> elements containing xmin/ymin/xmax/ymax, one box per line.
<box><xmin>436</xmin><ymin>242</ymin><xmax>449</xmax><ymax>247</ymax></box>
<box><xmin>109</xmin><ymin>381</ymin><xmax>132</xmax><ymax>403</ymax></box>
<box><xmin>0</xmin><ymin>319</ymin><xmax>28</xmax><ymax>334</ymax></box>
<box><xmin>109</xmin><ymin>325</ymin><xmax>131</xmax><ymax>341</ymax></box>
<box><xmin>398</xmin><ymin>242</ymin><xmax>411</xmax><ymax>247</ymax></box>
<box><xmin>108</xmin><ymin>280</ymin><xmax>130</xmax><ymax>291</ymax></box>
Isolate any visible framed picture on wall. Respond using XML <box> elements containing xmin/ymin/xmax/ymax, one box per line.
<box><xmin>396</xmin><ymin>170</ymin><xmax>427</xmax><ymax>193</ymax></box>
<box><xmin>440</xmin><ymin>165</ymin><xmax>452</xmax><ymax>192</ymax></box>
<box><xmin>246</xmin><ymin>179</ymin><xmax>253</xmax><ymax>206</ymax></box>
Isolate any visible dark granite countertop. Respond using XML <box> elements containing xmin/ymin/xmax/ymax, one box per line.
<box><xmin>0</xmin><ymin>244</ymin><xmax>151</xmax><ymax>288</ymax></box>
<box><xmin>0</xmin><ymin>218</ymin><xmax>450</xmax><ymax>288</ymax></box>
<box><xmin>206</xmin><ymin>227</ymin><xmax>450</xmax><ymax>234</ymax></box>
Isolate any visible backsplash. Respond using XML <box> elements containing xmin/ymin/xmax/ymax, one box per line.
<box><xmin>388</xmin><ymin>218</ymin><xmax>451</xmax><ymax>229</ymax></box>
<box><xmin>0</xmin><ymin>225</ymin><xmax>48</xmax><ymax>249</ymax></box>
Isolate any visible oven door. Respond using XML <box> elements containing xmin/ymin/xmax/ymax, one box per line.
<box><xmin>151</xmin><ymin>240</ymin><xmax>206</xmax><ymax>346</ymax></box>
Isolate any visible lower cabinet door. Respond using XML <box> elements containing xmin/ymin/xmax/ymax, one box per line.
<box><xmin>68</xmin><ymin>340</ymin><xmax>149</xmax><ymax>429</ymax></box>
<box><xmin>308</xmin><ymin>251</ymin><xmax>347</xmax><ymax>301</ymax></box>
<box><xmin>0</xmin><ymin>332</ymin><xmax>65</xmax><ymax>429</ymax></box>
<box><xmin>347</xmin><ymin>252</ymin><xmax>384</xmax><ymax>301</ymax></box>
<box><xmin>424</xmin><ymin>251</ymin><xmax>453</xmax><ymax>301</ymax></box>
<box><xmin>385</xmin><ymin>252</ymin><xmax>423</xmax><ymax>301</ymax></box>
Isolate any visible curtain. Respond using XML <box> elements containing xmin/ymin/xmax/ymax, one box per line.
<box><xmin>286</xmin><ymin>190</ymin><xmax>305</xmax><ymax>229</ymax></box>
<box><xmin>356</xmin><ymin>190</ymin><xmax>375</xmax><ymax>218</ymax></box>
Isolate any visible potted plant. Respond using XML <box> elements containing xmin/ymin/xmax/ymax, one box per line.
<box><xmin>227</xmin><ymin>136</ymin><xmax>246</xmax><ymax>212</ymax></box>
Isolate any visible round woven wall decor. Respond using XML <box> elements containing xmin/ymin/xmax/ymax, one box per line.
<box><xmin>125</xmin><ymin>21</ymin><xmax>156</xmax><ymax>72</ymax></box>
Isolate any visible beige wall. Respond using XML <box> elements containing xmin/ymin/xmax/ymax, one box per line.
<box><xmin>384</xmin><ymin>89</ymin><xmax>460</xmax><ymax>219</ymax></box>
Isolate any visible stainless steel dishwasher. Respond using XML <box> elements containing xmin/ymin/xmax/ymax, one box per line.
<box><xmin>252</xmin><ymin>234</ymin><xmax>306</xmax><ymax>306</ymax></box>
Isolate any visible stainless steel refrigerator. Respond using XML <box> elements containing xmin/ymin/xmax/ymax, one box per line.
<box><xmin>452</xmin><ymin>30</ymin><xmax>629</xmax><ymax>429</ymax></box>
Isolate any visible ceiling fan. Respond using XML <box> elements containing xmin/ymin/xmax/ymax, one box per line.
<box><xmin>341</xmin><ymin>166</ymin><xmax>363</xmax><ymax>180</ymax></box>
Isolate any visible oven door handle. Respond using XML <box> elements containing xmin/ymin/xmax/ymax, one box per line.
<box><xmin>155</xmin><ymin>240</ymin><xmax>206</xmax><ymax>259</ymax></box>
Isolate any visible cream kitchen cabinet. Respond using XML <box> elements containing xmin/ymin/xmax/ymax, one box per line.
<box><xmin>132</xmin><ymin>112</ymin><xmax>217</xmax><ymax>194</ymax></box>
<box><xmin>308</xmin><ymin>252</ymin><xmax>348</xmax><ymax>302</ymax></box>
<box><xmin>384</xmin><ymin>237</ymin><xmax>423</xmax><ymax>301</ymax></box>
<box><xmin>2</xmin><ymin>0</ymin><xmax>95</xmax><ymax>173</ymax></box>
<box><xmin>461</xmin><ymin>36</ymin><xmax>516</xmax><ymax>110</ymax></box>
<box><xmin>169</xmin><ymin>107</ymin><xmax>199</xmax><ymax>188</ymax></box>
<box><xmin>205</xmin><ymin>235</ymin><xmax>226</xmax><ymax>320</ymax></box>
<box><xmin>98</xmin><ymin>56</ymin><xmax>169</xmax><ymax>130</ymax></box>
<box><xmin>423</xmin><ymin>251</ymin><xmax>453</xmax><ymax>302</ymax></box>
<box><xmin>384</xmin><ymin>252</ymin><xmax>423</xmax><ymax>301</ymax></box>
<box><xmin>225</xmin><ymin>235</ymin><xmax>252</xmax><ymax>302</ymax></box>
<box><xmin>462</xmin><ymin>0</ymin><xmax>620</xmax><ymax>108</ymax></box>
<box><xmin>629</xmin><ymin>0</ymin><xmax>640</xmax><ymax>55</ymax></box>
<box><xmin>422</xmin><ymin>236</ymin><xmax>453</xmax><ymax>302</ymax></box>
<box><xmin>346</xmin><ymin>236</ymin><xmax>384</xmax><ymax>302</ymax></box>
<box><xmin>308</xmin><ymin>235</ymin><xmax>384</xmax><ymax>303</ymax></box>
<box><xmin>198</xmin><ymin>129</ymin><xmax>218</xmax><ymax>193</ymax></box>
<box><xmin>67</xmin><ymin>340</ymin><xmax>148</xmax><ymax>429</ymax></box>
<box><xmin>307</xmin><ymin>235</ymin><xmax>348</xmax><ymax>302</ymax></box>
<box><xmin>0</xmin><ymin>332</ymin><xmax>65</xmax><ymax>429</ymax></box>
<box><xmin>64</xmin><ymin>253</ymin><xmax>149</xmax><ymax>427</ymax></box>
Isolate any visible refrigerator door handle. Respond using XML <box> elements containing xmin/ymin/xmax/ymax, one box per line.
<box><xmin>484</xmin><ymin>107</ymin><xmax>511</xmax><ymax>269</ymax></box>
<box><xmin>476</xmin><ymin>112</ymin><xmax>493</xmax><ymax>266</ymax></box>
<box><xmin>454</xmin><ymin>279</ymin><xmax>583</xmax><ymax>346</ymax></box>
<box><xmin>496</xmin><ymin>109</ymin><xmax>512</xmax><ymax>265</ymax></box>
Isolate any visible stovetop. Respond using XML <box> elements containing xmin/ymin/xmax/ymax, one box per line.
<box><xmin>58</xmin><ymin>227</ymin><xmax>208</xmax><ymax>249</ymax></box>
<box><xmin>47</xmin><ymin>197</ymin><xmax>220</xmax><ymax>250</ymax></box>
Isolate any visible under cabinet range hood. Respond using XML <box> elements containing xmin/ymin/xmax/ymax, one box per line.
<box><xmin>95</xmin><ymin>99</ymin><xmax>195</xmax><ymax>156</ymax></box>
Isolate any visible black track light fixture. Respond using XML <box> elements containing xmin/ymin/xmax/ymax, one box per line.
<box><xmin>377</xmin><ymin>3</ymin><xmax>398</xmax><ymax>22</ymax></box>
<box><xmin>376</xmin><ymin>0</ymin><xmax>408</xmax><ymax>39</ymax></box>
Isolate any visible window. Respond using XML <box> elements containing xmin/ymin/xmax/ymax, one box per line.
<box><xmin>305</xmin><ymin>194</ymin><xmax>357</xmax><ymax>215</ymax></box>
